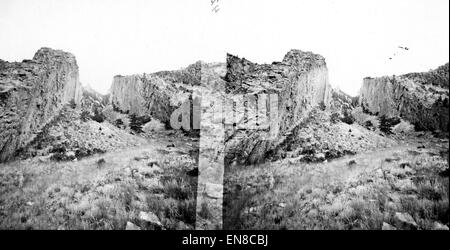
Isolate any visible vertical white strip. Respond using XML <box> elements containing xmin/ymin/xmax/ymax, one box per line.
<box><xmin>269</xmin><ymin>93</ymin><xmax>279</xmax><ymax>140</ymax></box>
<box><xmin>195</xmin><ymin>64</ymin><xmax>225</xmax><ymax>230</ymax></box>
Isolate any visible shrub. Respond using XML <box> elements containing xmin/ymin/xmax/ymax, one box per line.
<box><xmin>115</xmin><ymin>119</ymin><xmax>124</xmax><ymax>127</ymax></box>
<box><xmin>80</xmin><ymin>111</ymin><xmax>90</xmax><ymax>122</ymax></box>
<box><xmin>129</xmin><ymin>114</ymin><xmax>151</xmax><ymax>134</ymax></box>
<box><xmin>318</xmin><ymin>101</ymin><xmax>326</xmax><ymax>111</ymax></box>
<box><xmin>330</xmin><ymin>113</ymin><xmax>340</xmax><ymax>124</ymax></box>
<box><xmin>379</xmin><ymin>115</ymin><xmax>401</xmax><ymax>134</ymax></box>
<box><xmin>112</xmin><ymin>103</ymin><xmax>121</xmax><ymax>112</ymax></box>
<box><xmin>92</xmin><ymin>113</ymin><xmax>105</xmax><ymax>123</ymax></box>
<box><xmin>364</xmin><ymin>120</ymin><xmax>373</xmax><ymax>129</ymax></box>
<box><xmin>69</xmin><ymin>99</ymin><xmax>77</xmax><ymax>109</ymax></box>
<box><xmin>97</xmin><ymin>158</ymin><xmax>106</xmax><ymax>168</ymax></box>
<box><xmin>340</xmin><ymin>109</ymin><xmax>355</xmax><ymax>125</ymax></box>
<box><xmin>351</xmin><ymin>107</ymin><xmax>380</xmax><ymax>129</ymax></box>
<box><xmin>91</xmin><ymin>108</ymin><xmax>106</xmax><ymax>123</ymax></box>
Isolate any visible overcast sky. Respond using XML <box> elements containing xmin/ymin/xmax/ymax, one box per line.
<box><xmin>1</xmin><ymin>0</ymin><xmax>448</xmax><ymax>95</ymax></box>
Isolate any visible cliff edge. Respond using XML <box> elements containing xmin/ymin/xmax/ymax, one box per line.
<box><xmin>0</xmin><ymin>48</ymin><xmax>82</xmax><ymax>162</ymax></box>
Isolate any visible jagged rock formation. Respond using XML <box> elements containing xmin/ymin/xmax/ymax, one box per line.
<box><xmin>0</xmin><ymin>48</ymin><xmax>82</xmax><ymax>162</ymax></box>
<box><xmin>224</xmin><ymin>50</ymin><xmax>332</xmax><ymax>165</ymax></box>
<box><xmin>80</xmin><ymin>84</ymin><xmax>109</xmax><ymax>118</ymax></box>
<box><xmin>402</xmin><ymin>63</ymin><xmax>449</xmax><ymax>89</ymax></box>
<box><xmin>329</xmin><ymin>88</ymin><xmax>358</xmax><ymax>112</ymax></box>
<box><xmin>109</xmin><ymin>62</ymin><xmax>205</xmax><ymax>125</ymax></box>
<box><xmin>360</xmin><ymin>64</ymin><xmax>449</xmax><ymax>132</ymax></box>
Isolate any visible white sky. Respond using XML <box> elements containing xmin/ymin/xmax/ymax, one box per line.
<box><xmin>0</xmin><ymin>0</ymin><xmax>448</xmax><ymax>96</ymax></box>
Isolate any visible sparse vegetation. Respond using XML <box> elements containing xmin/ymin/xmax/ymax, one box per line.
<box><xmin>0</xmin><ymin>145</ymin><xmax>198</xmax><ymax>230</ymax></box>
<box><xmin>351</xmin><ymin>107</ymin><xmax>380</xmax><ymax>130</ymax></box>
<box><xmin>224</xmin><ymin>135</ymin><xmax>449</xmax><ymax>230</ymax></box>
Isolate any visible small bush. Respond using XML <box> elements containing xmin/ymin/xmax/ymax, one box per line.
<box><xmin>115</xmin><ymin>119</ymin><xmax>124</xmax><ymax>127</ymax></box>
<box><xmin>75</xmin><ymin>148</ymin><xmax>106</xmax><ymax>159</ymax></box>
<box><xmin>351</xmin><ymin>107</ymin><xmax>379</xmax><ymax>129</ymax></box>
<box><xmin>92</xmin><ymin>109</ymin><xmax>106</xmax><ymax>123</ymax></box>
<box><xmin>330</xmin><ymin>113</ymin><xmax>340</xmax><ymax>124</ymax></box>
<box><xmin>318</xmin><ymin>101</ymin><xmax>326</xmax><ymax>111</ymax></box>
<box><xmin>380</xmin><ymin>115</ymin><xmax>401</xmax><ymax>134</ymax></box>
<box><xmin>112</xmin><ymin>103</ymin><xmax>121</xmax><ymax>113</ymax></box>
<box><xmin>80</xmin><ymin>111</ymin><xmax>91</xmax><ymax>122</ymax></box>
<box><xmin>129</xmin><ymin>114</ymin><xmax>151</xmax><ymax>134</ymax></box>
<box><xmin>69</xmin><ymin>99</ymin><xmax>77</xmax><ymax>109</ymax></box>
<box><xmin>340</xmin><ymin>110</ymin><xmax>355</xmax><ymax>125</ymax></box>
<box><xmin>96</xmin><ymin>158</ymin><xmax>106</xmax><ymax>167</ymax></box>
<box><xmin>364</xmin><ymin>120</ymin><xmax>373</xmax><ymax>129</ymax></box>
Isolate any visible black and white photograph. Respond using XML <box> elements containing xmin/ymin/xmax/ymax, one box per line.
<box><xmin>0</xmin><ymin>0</ymin><xmax>448</xmax><ymax>236</ymax></box>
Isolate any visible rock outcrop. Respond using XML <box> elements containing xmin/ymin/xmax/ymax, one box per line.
<box><xmin>109</xmin><ymin>62</ymin><xmax>205</xmax><ymax>126</ymax></box>
<box><xmin>223</xmin><ymin>49</ymin><xmax>332</xmax><ymax>164</ymax></box>
<box><xmin>360</xmin><ymin>64</ymin><xmax>449</xmax><ymax>132</ymax></box>
<box><xmin>0</xmin><ymin>48</ymin><xmax>82</xmax><ymax>162</ymax></box>
<box><xmin>329</xmin><ymin>88</ymin><xmax>358</xmax><ymax>112</ymax></box>
<box><xmin>80</xmin><ymin>85</ymin><xmax>109</xmax><ymax>116</ymax></box>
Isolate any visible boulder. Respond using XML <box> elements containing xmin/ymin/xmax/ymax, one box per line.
<box><xmin>138</xmin><ymin>211</ymin><xmax>163</xmax><ymax>228</ymax></box>
<box><xmin>432</xmin><ymin>221</ymin><xmax>449</xmax><ymax>230</ymax></box>
<box><xmin>382</xmin><ymin>222</ymin><xmax>397</xmax><ymax>230</ymax></box>
<box><xmin>392</xmin><ymin>212</ymin><xmax>418</xmax><ymax>230</ymax></box>
<box><xmin>125</xmin><ymin>221</ymin><xmax>141</xmax><ymax>230</ymax></box>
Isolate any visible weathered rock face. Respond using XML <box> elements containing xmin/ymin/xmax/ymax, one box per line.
<box><xmin>360</xmin><ymin>64</ymin><xmax>449</xmax><ymax>132</ymax></box>
<box><xmin>0</xmin><ymin>48</ymin><xmax>82</xmax><ymax>162</ymax></box>
<box><xmin>109</xmin><ymin>62</ymin><xmax>207</xmax><ymax>125</ymax></box>
<box><xmin>329</xmin><ymin>88</ymin><xmax>358</xmax><ymax>112</ymax></box>
<box><xmin>80</xmin><ymin>85</ymin><xmax>109</xmax><ymax>115</ymax></box>
<box><xmin>223</xmin><ymin>49</ymin><xmax>332</xmax><ymax>164</ymax></box>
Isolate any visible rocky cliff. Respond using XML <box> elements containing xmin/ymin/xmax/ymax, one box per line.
<box><xmin>109</xmin><ymin>62</ymin><xmax>207</xmax><ymax>125</ymax></box>
<box><xmin>0</xmin><ymin>48</ymin><xmax>82</xmax><ymax>162</ymax></box>
<box><xmin>329</xmin><ymin>88</ymin><xmax>358</xmax><ymax>111</ymax></box>
<box><xmin>80</xmin><ymin>85</ymin><xmax>109</xmax><ymax>116</ymax></box>
<box><xmin>224</xmin><ymin>49</ymin><xmax>332</xmax><ymax>164</ymax></box>
<box><xmin>360</xmin><ymin>64</ymin><xmax>449</xmax><ymax>132</ymax></box>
